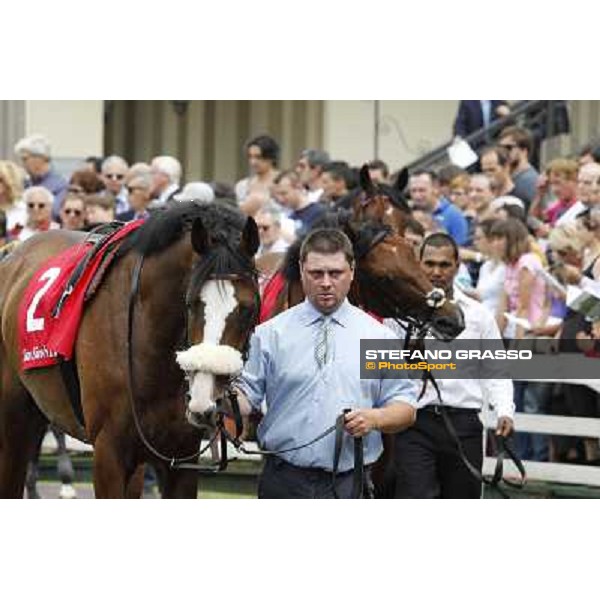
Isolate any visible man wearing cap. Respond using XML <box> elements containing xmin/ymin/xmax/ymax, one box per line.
<box><xmin>14</xmin><ymin>134</ymin><xmax>68</xmax><ymax>222</ymax></box>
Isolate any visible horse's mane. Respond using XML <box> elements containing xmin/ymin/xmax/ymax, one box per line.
<box><xmin>117</xmin><ymin>201</ymin><xmax>247</xmax><ymax>258</ymax></box>
<box><xmin>282</xmin><ymin>212</ymin><xmax>391</xmax><ymax>282</ymax></box>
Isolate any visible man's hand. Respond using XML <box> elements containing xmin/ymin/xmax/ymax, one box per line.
<box><xmin>496</xmin><ymin>416</ymin><xmax>514</xmax><ymax>438</ymax></box>
<box><xmin>344</xmin><ymin>409</ymin><xmax>379</xmax><ymax>437</ymax></box>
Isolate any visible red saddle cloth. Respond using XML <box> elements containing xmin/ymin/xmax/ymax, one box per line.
<box><xmin>259</xmin><ymin>270</ymin><xmax>287</xmax><ymax>324</ymax></box>
<box><xmin>18</xmin><ymin>221</ymin><xmax>143</xmax><ymax>372</ymax></box>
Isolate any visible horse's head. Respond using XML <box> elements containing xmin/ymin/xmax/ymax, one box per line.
<box><xmin>347</xmin><ymin>220</ymin><xmax>465</xmax><ymax>341</ymax></box>
<box><xmin>175</xmin><ymin>215</ymin><xmax>260</xmax><ymax>429</ymax></box>
<box><xmin>352</xmin><ymin>165</ymin><xmax>410</xmax><ymax>235</ymax></box>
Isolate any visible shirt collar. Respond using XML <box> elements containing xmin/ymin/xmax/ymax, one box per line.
<box><xmin>299</xmin><ymin>298</ymin><xmax>351</xmax><ymax>327</ymax></box>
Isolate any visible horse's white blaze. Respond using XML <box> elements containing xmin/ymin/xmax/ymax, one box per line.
<box><xmin>187</xmin><ymin>280</ymin><xmax>238</xmax><ymax>415</ymax></box>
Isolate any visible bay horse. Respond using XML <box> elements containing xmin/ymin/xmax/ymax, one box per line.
<box><xmin>0</xmin><ymin>202</ymin><xmax>260</xmax><ymax>498</ymax></box>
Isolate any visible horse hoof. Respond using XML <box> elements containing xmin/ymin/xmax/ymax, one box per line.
<box><xmin>59</xmin><ymin>484</ymin><xmax>77</xmax><ymax>499</ymax></box>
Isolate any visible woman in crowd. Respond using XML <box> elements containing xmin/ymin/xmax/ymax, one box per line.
<box><xmin>18</xmin><ymin>186</ymin><xmax>59</xmax><ymax>241</ymax></box>
<box><xmin>0</xmin><ymin>160</ymin><xmax>27</xmax><ymax>239</ymax></box>
<box><xmin>491</xmin><ymin>217</ymin><xmax>550</xmax><ymax>461</ymax></box>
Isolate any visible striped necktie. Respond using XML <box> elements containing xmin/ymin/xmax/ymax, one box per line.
<box><xmin>315</xmin><ymin>316</ymin><xmax>332</xmax><ymax>369</ymax></box>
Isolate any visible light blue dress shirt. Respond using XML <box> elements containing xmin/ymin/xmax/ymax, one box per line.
<box><xmin>236</xmin><ymin>299</ymin><xmax>417</xmax><ymax>471</ymax></box>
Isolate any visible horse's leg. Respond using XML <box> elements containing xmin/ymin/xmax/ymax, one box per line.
<box><xmin>0</xmin><ymin>387</ymin><xmax>48</xmax><ymax>499</ymax></box>
<box><xmin>25</xmin><ymin>425</ymin><xmax>47</xmax><ymax>499</ymax></box>
<box><xmin>92</xmin><ymin>431</ymin><xmax>129</xmax><ymax>499</ymax></box>
<box><xmin>52</xmin><ymin>426</ymin><xmax>77</xmax><ymax>499</ymax></box>
<box><xmin>156</xmin><ymin>463</ymin><xmax>198</xmax><ymax>499</ymax></box>
<box><xmin>125</xmin><ymin>464</ymin><xmax>144</xmax><ymax>499</ymax></box>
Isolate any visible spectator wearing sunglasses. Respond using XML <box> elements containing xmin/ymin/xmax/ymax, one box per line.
<box><xmin>498</xmin><ymin>126</ymin><xmax>539</xmax><ymax>211</ymax></box>
<box><xmin>59</xmin><ymin>194</ymin><xmax>86</xmax><ymax>231</ymax></box>
<box><xmin>119</xmin><ymin>173</ymin><xmax>154</xmax><ymax>221</ymax></box>
<box><xmin>101</xmin><ymin>155</ymin><xmax>130</xmax><ymax>217</ymax></box>
<box><xmin>18</xmin><ymin>186</ymin><xmax>59</xmax><ymax>241</ymax></box>
<box><xmin>254</xmin><ymin>205</ymin><xmax>290</xmax><ymax>258</ymax></box>
<box><xmin>14</xmin><ymin>134</ymin><xmax>68</xmax><ymax>223</ymax></box>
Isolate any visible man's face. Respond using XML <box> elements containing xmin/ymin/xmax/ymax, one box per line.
<box><xmin>26</xmin><ymin>191</ymin><xmax>53</xmax><ymax>226</ymax></box>
<box><xmin>60</xmin><ymin>199</ymin><xmax>85</xmax><ymax>230</ymax></box>
<box><xmin>420</xmin><ymin>244</ymin><xmax>458</xmax><ymax>295</ymax></box>
<box><xmin>409</xmin><ymin>174</ymin><xmax>435</xmax><ymax>210</ymax></box>
<box><xmin>102</xmin><ymin>164</ymin><xmax>127</xmax><ymax>195</ymax></box>
<box><xmin>273</xmin><ymin>177</ymin><xmax>300</xmax><ymax>210</ymax></box>
<box><xmin>404</xmin><ymin>230</ymin><xmax>423</xmax><ymax>258</ymax></box>
<box><xmin>127</xmin><ymin>177</ymin><xmax>151</xmax><ymax>212</ymax></box>
<box><xmin>295</xmin><ymin>156</ymin><xmax>319</xmax><ymax>187</ymax></box>
<box><xmin>577</xmin><ymin>165</ymin><xmax>600</xmax><ymax>205</ymax></box>
<box><xmin>368</xmin><ymin>168</ymin><xmax>387</xmax><ymax>184</ymax></box>
<box><xmin>468</xmin><ymin>175</ymin><xmax>494</xmax><ymax>212</ymax></box>
<box><xmin>481</xmin><ymin>151</ymin><xmax>508</xmax><ymax>190</ymax></box>
<box><xmin>498</xmin><ymin>135</ymin><xmax>522</xmax><ymax>171</ymax></box>
<box><xmin>247</xmin><ymin>145</ymin><xmax>271</xmax><ymax>176</ymax></box>
<box><xmin>255</xmin><ymin>213</ymin><xmax>280</xmax><ymax>247</ymax></box>
<box><xmin>320</xmin><ymin>171</ymin><xmax>343</xmax><ymax>200</ymax></box>
<box><xmin>301</xmin><ymin>251</ymin><xmax>354</xmax><ymax>314</ymax></box>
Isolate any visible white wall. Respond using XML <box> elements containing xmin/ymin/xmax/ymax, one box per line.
<box><xmin>324</xmin><ymin>100</ymin><xmax>459</xmax><ymax>170</ymax></box>
<box><xmin>25</xmin><ymin>101</ymin><xmax>103</xmax><ymax>158</ymax></box>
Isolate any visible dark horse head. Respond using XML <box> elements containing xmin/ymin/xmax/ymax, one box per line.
<box><xmin>283</xmin><ymin>207</ymin><xmax>464</xmax><ymax>340</ymax></box>
<box><xmin>119</xmin><ymin>201</ymin><xmax>260</xmax><ymax>428</ymax></box>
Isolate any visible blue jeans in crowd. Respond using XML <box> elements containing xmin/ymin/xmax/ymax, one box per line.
<box><xmin>513</xmin><ymin>381</ymin><xmax>551</xmax><ymax>462</ymax></box>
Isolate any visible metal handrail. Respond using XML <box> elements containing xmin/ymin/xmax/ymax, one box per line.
<box><xmin>403</xmin><ymin>100</ymin><xmax>554</xmax><ymax>173</ymax></box>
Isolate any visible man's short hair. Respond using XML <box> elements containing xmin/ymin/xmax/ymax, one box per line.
<box><xmin>256</xmin><ymin>204</ymin><xmax>283</xmax><ymax>227</ymax></box>
<box><xmin>300</xmin><ymin>149</ymin><xmax>330</xmax><ymax>169</ymax></box>
<box><xmin>499</xmin><ymin>126</ymin><xmax>533</xmax><ymax>155</ymax></box>
<box><xmin>246</xmin><ymin>134</ymin><xmax>280</xmax><ymax>166</ymax></box>
<box><xmin>300</xmin><ymin>228</ymin><xmax>354</xmax><ymax>266</ymax></box>
<box><xmin>437</xmin><ymin>165</ymin><xmax>465</xmax><ymax>186</ymax></box>
<box><xmin>419</xmin><ymin>232</ymin><xmax>459</xmax><ymax>262</ymax></box>
<box><xmin>322</xmin><ymin>161</ymin><xmax>354</xmax><ymax>188</ymax></box>
<box><xmin>14</xmin><ymin>134</ymin><xmax>51</xmax><ymax>159</ymax></box>
<box><xmin>274</xmin><ymin>169</ymin><xmax>302</xmax><ymax>187</ymax></box>
<box><xmin>101</xmin><ymin>155</ymin><xmax>129</xmax><ymax>173</ymax></box>
<box><xmin>151</xmin><ymin>155</ymin><xmax>182</xmax><ymax>185</ymax></box>
<box><xmin>410</xmin><ymin>169</ymin><xmax>439</xmax><ymax>185</ymax></box>
<box><xmin>367</xmin><ymin>159</ymin><xmax>389</xmax><ymax>179</ymax></box>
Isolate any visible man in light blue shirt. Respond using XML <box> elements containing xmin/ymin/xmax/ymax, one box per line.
<box><xmin>235</xmin><ymin>228</ymin><xmax>417</xmax><ymax>498</ymax></box>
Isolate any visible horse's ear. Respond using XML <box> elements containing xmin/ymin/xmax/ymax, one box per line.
<box><xmin>191</xmin><ymin>218</ymin><xmax>210</xmax><ymax>255</ymax></box>
<box><xmin>394</xmin><ymin>167</ymin><xmax>409</xmax><ymax>193</ymax></box>
<box><xmin>359</xmin><ymin>164</ymin><xmax>375</xmax><ymax>194</ymax></box>
<box><xmin>240</xmin><ymin>216</ymin><xmax>260</xmax><ymax>257</ymax></box>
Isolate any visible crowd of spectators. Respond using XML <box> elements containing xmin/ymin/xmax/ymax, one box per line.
<box><xmin>2</xmin><ymin>118</ymin><xmax>600</xmax><ymax>468</ymax></box>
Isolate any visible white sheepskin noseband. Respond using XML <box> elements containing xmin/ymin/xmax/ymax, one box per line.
<box><xmin>175</xmin><ymin>342</ymin><xmax>243</xmax><ymax>376</ymax></box>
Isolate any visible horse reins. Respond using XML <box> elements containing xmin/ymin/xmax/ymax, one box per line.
<box><xmin>127</xmin><ymin>253</ymin><xmax>235</xmax><ymax>474</ymax></box>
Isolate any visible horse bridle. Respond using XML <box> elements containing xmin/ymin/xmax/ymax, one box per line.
<box><xmin>126</xmin><ymin>252</ymin><xmax>260</xmax><ymax>474</ymax></box>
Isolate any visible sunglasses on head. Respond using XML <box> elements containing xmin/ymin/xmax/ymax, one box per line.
<box><xmin>105</xmin><ymin>173</ymin><xmax>124</xmax><ymax>181</ymax></box>
<box><xmin>27</xmin><ymin>202</ymin><xmax>49</xmax><ymax>209</ymax></box>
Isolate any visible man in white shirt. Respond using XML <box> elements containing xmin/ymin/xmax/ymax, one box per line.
<box><xmin>389</xmin><ymin>232</ymin><xmax>514</xmax><ymax>498</ymax></box>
